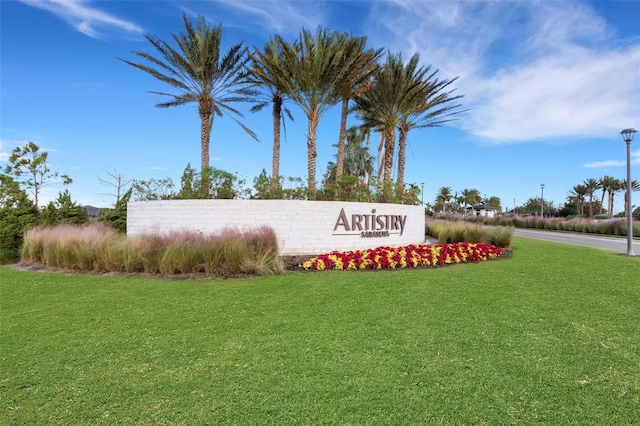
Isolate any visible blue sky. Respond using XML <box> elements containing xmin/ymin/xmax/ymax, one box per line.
<box><xmin>1</xmin><ymin>0</ymin><xmax>639</xmax><ymax>212</ymax></box>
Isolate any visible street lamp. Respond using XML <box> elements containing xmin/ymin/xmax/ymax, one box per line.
<box><xmin>620</xmin><ymin>128</ymin><xmax>637</xmax><ymax>256</ymax></box>
<box><xmin>421</xmin><ymin>182</ymin><xmax>424</xmax><ymax>206</ymax></box>
<box><xmin>540</xmin><ymin>184</ymin><xmax>545</xmax><ymax>217</ymax></box>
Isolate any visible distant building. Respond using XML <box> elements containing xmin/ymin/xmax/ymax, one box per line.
<box><xmin>467</xmin><ymin>203</ymin><xmax>499</xmax><ymax>218</ymax></box>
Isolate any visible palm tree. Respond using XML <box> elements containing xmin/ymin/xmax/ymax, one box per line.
<box><xmin>272</xmin><ymin>27</ymin><xmax>346</xmax><ymax>197</ymax></box>
<box><xmin>333</xmin><ymin>36</ymin><xmax>382</xmax><ymax>179</ymax></box>
<box><xmin>608</xmin><ymin>178</ymin><xmax>624</xmax><ymax>216</ymax></box>
<box><xmin>621</xmin><ymin>179</ymin><xmax>640</xmax><ymax>216</ymax></box>
<box><xmin>569</xmin><ymin>184</ymin><xmax>588</xmax><ymax>216</ymax></box>
<box><xmin>396</xmin><ymin>66</ymin><xmax>463</xmax><ymax>186</ymax></box>
<box><xmin>583</xmin><ymin>178</ymin><xmax>602</xmax><ymax>218</ymax></box>
<box><xmin>487</xmin><ymin>196</ymin><xmax>502</xmax><ymax>212</ymax></box>
<box><xmin>120</xmin><ymin>14</ymin><xmax>257</xmax><ymax>174</ymax></box>
<box><xmin>461</xmin><ymin>188</ymin><xmax>481</xmax><ymax>212</ymax></box>
<box><xmin>355</xmin><ymin>53</ymin><xmax>425</xmax><ymax>190</ymax></box>
<box><xmin>324</xmin><ymin>127</ymin><xmax>375</xmax><ymax>182</ymax></box>
<box><xmin>246</xmin><ymin>37</ymin><xmax>295</xmax><ymax>187</ymax></box>
<box><xmin>436</xmin><ymin>186</ymin><xmax>453</xmax><ymax>213</ymax></box>
<box><xmin>598</xmin><ymin>175</ymin><xmax>616</xmax><ymax>215</ymax></box>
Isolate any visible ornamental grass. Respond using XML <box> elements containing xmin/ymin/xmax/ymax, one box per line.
<box><xmin>21</xmin><ymin>223</ymin><xmax>283</xmax><ymax>277</ymax></box>
<box><xmin>301</xmin><ymin>242</ymin><xmax>503</xmax><ymax>271</ymax></box>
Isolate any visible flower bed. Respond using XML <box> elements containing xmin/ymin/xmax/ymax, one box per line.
<box><xmin>301</xmin><ymin>242</ymin><xmax>503</xmax><ymax>271</ymax></box>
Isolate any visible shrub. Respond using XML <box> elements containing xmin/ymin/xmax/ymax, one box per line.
<box><xmin>425</xmin><ymin>220</ymin><xmax>513</xmax><ymax>248</ymax></box>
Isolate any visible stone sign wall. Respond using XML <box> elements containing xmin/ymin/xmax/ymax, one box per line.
<box><xmin>127</xmin><ymin>200</ymin><xmax>425</xmax><ymax>255</ymax></box>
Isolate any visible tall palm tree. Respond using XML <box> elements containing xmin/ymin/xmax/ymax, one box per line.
<box><xmin>608</xmin><ymin>178</ymin><xmax>624</xmax><ymax>216</ymax></box>
<box><xmin>355</xmin><ymin>53</ymin><xmax>425</xmax><ymax>191</ymax></box>
<box><xmin>569</xmin><ymin>184</ymin><xmax>588</xmax><ymax>216</ymax></box>
<box><xmin>246</xmin><ymin>37</ymin><xmax>295</xmax><ymax>187</ymax></box>
<box><xmin>583</xmin><ymin>178</ymin><xmax>602</xmax><ymax>218</ymax></box>
<box><xmin>333</xmin><ymin>36</ymin><xmax>383</xmax><ymax>179</ymax></box>
<box><xmin>272</xmin><ymin>27</ymin><xmax>346</xmax><ymax>197</ymax></box>
<box><xmin>598</xmin><ymin>175</ymin><xmax>616</xmax><ymax>215</ymax></box>
<box><xmin>436</xmin><ymin>186</ymin><xmax>453</xmax><ymax>213</ymax></box>
<box><xmin>396</xmin><ymin>66</ymin><xmax>463</xmax><ymax>186</ymax></box>
<box><xmin>120</xmin><ymin>14</ymin><xmax>257</xmax><ymax>174</ymax></box>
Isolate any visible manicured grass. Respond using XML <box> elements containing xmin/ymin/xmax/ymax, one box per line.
<box><xmin>1</xmin><ymin>237</ymin><xmax>639</xmax><ymax>424</ymax></box>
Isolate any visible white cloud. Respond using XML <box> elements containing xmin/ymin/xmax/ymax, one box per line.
<box><xmin>210</xmin><ymin>0</ymin><xmax>325</xmax><ymax>35</ymax></box>
<box><xmin>584</xmin><ymin>150</ymin><xmax>640</xmax><ymax>168</ymax></box>
<box><xmin>468</xmin><ymin>47</ymin><xmax>640</xmax><ymax>142</ymax></box>
<box><xmin>584</xmin><ymin>160</ymin><xmax>624</xmax><ymax>168</ymax></box>
<box><xmin>18</xmin><ymin>0</ymin><xmax>142</xmax><ymax>38</ymax></box>
<box><xmin>365</xmin><ymin>1</ymin><xmax>640</xmax><ymax>144</ymax></box>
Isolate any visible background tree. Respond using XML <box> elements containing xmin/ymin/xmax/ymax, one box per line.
<box><xmin>131</xmin><ymin>177</ymin><xmax>176</xmax><ymax>201</ymax></box>
<box><xmin>3</xmin><ymin>141</ymin><xmax>72</xmax><ymax>207</ymax></box>
<box><xmin>583</xmin><ymin>178</ymin><xmax>602</xmax><ymax>219</ymax></box>
<box><xmin>323</xmin><ymin>126</ymin><xmax>375</xmax><ymax>182</ymax></box>
<box><xmin>396</xmin><ymin>64</ymin><xmax>463</xmax><ymax>186</ymax></box>
<box><xmin>486</xmin><ymin>196</ymin><xmax>503</xmax><ymax>212</ymax></box>
<box><xmin>568</xmin><ymin>184</ymin><xmax>587</xmax><ymax>216</ymax></box>
<box><xmin>40</xmin><ymin>189</ymin><xmax>89</xmax><ymax>226</ymax></box>
<box><xmin>120</xmin><ymin>14</ymin><xmax>257</xmax><ymax>177</ymax></box>
<box><xmin>435</xmin><ymin>186</ymin><xmax>453</xmax><ymax>213</ymax></box>
<box><xmin>607</xmin><ymin>178</ymin><xmax>623</xmax><ymax>216</ymax></box>
<box><xmin>460</xmin><ymin>188</ymin><xmax>481</xmax><ymax>211</ymax></box>
<box><xmin>598</xmin><ymin>175</ymin><xmax>616</xmax><ymax>215</ymax></box>
<box><xmin>518</xmin><ymin>197</ymin><xmax>555</xmax><ymax>216</ymax></box>
<box><xmin>271</xmin><ymin>27</ymin><xmax>346</xmax><ymax>197</ymax></box>
<box><xmin>99</xmin><ymin>188</ymin><xmax>132</xmax><ymax>233</ymax></box>
<box><xmin>333</xmin><ymin>36</ymin><xmax>382</xmax><ymax>179</ymax></box>
<box><xmin>355</xmin><ymin>53</ymin><xmax>423</xmax><ymax>191</ymax></box>
<box><xmin>97</xmin><ymin>169</ymin><xmax>131</xmax><ymax>205</ymax></box>
<box><xmin>0</xmin><ymin>174</ymin><xmax>39</xmax><ymax>261</ymax></box>
<box><xmin>246</xmin><ymin>38</ymin><xmax>295</xmax><ymax>187</ymax></box>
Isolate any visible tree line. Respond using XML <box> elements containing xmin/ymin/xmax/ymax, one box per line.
<box><xmin>512</xmin><ymin>176</ymin><xmax>640</xmax><ymax>218</ymax></box>
<box><xmin>119</xmin><ymin>14</ymin><xmax>464</xmax><ymax>200</ymax></box>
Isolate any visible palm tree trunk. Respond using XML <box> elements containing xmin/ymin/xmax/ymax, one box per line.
<box><xmin>600</xmin><ymin>189</ymin><xmax>606</xmax><ymax>214</ymax></box>
<box><xmin>377</xmin><ymin>131</ymin><xmax>385</xmax><ymax>184</ymax></box>
<box><xmin>382</xmin><ymin>127</ymin><xmax>395</xmax><ymax>201</ymax></box>
<box><xmin>335</xmin><ymin>98</ymin><xmax>349</xmax><ymax>180</ymax></box>
<box><xmin>397</xmin><ymin>127</ymin><xmax>407</xmax><ymax>187</ymax></box>
<box><xmin>608</xmin><ymin>190</ymin><xmax>614</xmax><ymax>216</ymax></box>
<box><xmin>363</xmin><ymin>129</ymin><xmax>371</xmax><ymax>185</ymax></box>
<box><xmin>199</xmin><ymin>98</ymin><xmax>213</xmax><ymax>198</ymax></box>
<box><xmin>383</xmin><ymin>127</ymin><xmax>395</xmax><ymax>183</ymax></box>
<box><xmin>307</xmin><ymin>111</ymin><xmax>319</xmax><ymax>199</ymax></box>
<box><xmin>272</xmin><ymin>96</ymin><xmax>282</xmax><ymax>188</ymax></box>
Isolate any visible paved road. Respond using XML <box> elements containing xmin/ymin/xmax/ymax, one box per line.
<box><xmin>513</xmin><ymin>228</ymin><xmax>640</xmax><ymax>255</ymax></box>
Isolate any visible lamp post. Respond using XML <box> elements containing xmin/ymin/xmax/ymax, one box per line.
<box><xmin>421</xmin><ymin>182</ymin><xmax>424</xmax><ymax>206</ymax></box>
<box><xmin>620</xmin><ymin>128</ymin><xmax>637</xmax><ymax>256</ymax></box>
<box><xmin>540</xmin><ymin>184</ymin><xmax>545</xmax><ymax>217</ymax></box>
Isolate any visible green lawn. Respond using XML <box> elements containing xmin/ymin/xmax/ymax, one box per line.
<box><xmin>1</xmin><ymin>237</ymin><xmax>639</xmax><ymax>424</ymax></box>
